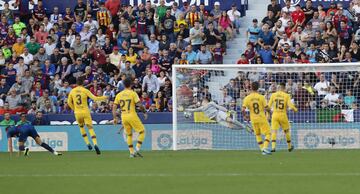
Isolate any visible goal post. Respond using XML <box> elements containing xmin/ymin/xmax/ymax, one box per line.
<box><xmin>172</xmin><ymin>63</ymin><xmax>360</xmax><ymax>151</ymax></box>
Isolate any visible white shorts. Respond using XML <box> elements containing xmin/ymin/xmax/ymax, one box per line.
<box><xmin>215</xmin><ymin>111</ymin><xmax>228</xmax><ymax>122</ymax></box>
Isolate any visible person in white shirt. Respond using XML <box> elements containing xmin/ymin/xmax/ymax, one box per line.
<box><xmin>142</xmin><ymin>69</ymin><xmax>160</xmax><ymax>98</ymax></box>
<box><xmin>272</xmin><ymin>20</ymin><xmax>285</xmax><ymax>38</ymax></box>
<box><xmin>42</xmin><ymin>17</ymin><xmax>53</xmax><ymax>32</ymax></box>
<box><xmin>109</xmin><ymin>46</ymin><xmax>122</xmax><ymax>68</ymax></box>
<box><xmin>43</xmin><ymin>36</ymin><xmax>56</xmax><ymax>55</ymax></box>
<box><xmin>50</xmin><ymin>7</ymin><xmax>63</xmax><ymax>24</ymax></box>
<box><xmin>353</xmin><ymin>0</ymin><xmax>360</xmax><ymax>14</ymax></box>
<box><xmin>84</xmin><ymin>14</ymin><xmax>99</xmax><ymax>35</ymax></box>
<box><xmin>323</xmin><ymin>86</ymin><xmax>342</xmax><ymax>108</ymax></box>
<box><xmin>278</xmin><ymin>34</ymin><xmax>292</xmax><ymax>48</ymax></box>
<box><xmin>314</xmin><ymin>74</ymin><xmax>330</xmax><ymax>96</ymax></box>
<box><xmin>145</xmin><ymin>34</ymin><xmax>159</xmax><ymax>55</ymax></box>
<box><xmin>281</xmin><ymin>0</ymin><xmax>296</xmax><ymax>13</ymax></box>
<box><xmin>13</xmin><ymin>57</ymin><xmax>28</xmax><ymax>77</ymax></box>
<box><xmin>314</xmin><ymin>74</ymin><xmax>330</xmax><ymax>107</ymax></box>
<box><xmin>227</xmin><ymin>4</ymin><xmax>241</xmax><ymax>34</ymax></box>
<box><xmin>0</xmin><ymin>98</ymin><xmax>4</xmax><ymax>108</ymax></box>
<box><xmin>20</xmin><ymin>48</ymin><xmax>34</xmax><ymax>65</ymax></box>
<box><xmin>279</xmin><ymin>12</ymin><xmax>291</xmax><ymax>28</ymax></box>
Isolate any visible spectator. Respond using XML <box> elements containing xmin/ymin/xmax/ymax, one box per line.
<box><xmin>314</xmin><ymin>74</ymin><xmax>330</xmax><ymax>102</ymax></box>
<box><xmin>36</xmin><ymin>89</ymin><xmax>54</xmax><ymax>111</ymax></box>
<box><xmin>344</xmin><ymin>89</ymin><xmax>356</xmax><ymax>109</ymax></box>
<box><xmin>109</xmin><ymin>46</ymin><xmax>122</xmax><ymax>68</ymax></box>
<box><xmin>323</xmin><ymin>86</ymin><xmax>342</xmax><ymax>108</ymax></box>
<box><xmin>31</xmin><ymin>111</ymin><xmax>50</xmax><ymax>125</ymax></box>
<box><xmin>262</xmin><ymin>10</ymin><xmax>277</xmax><ymax>29</ymax></box>
<box><xmin>123</xmin><ymin>61</ymin><xmax>136</xmax><ymax>79</ymax></box>
<box><xmin>291</xmin><ymin>4</ymin><xmax>306</xmax><ymax>26</ymax></box>
<box><xmin>39</xmin><ymin>99</ymin><xmax>56</xmax><ymax>113</ymax></box>
<box><xmin>146</xmin><ymin>34</ymin><xmax>160</xmax><ymax>55</ymax></box>
<box><xmin>35</xmin><ymin>47</ymin><xmax>49</xmax><ymax>65</ymax></box>
<box><xmin>41</xmin><ymin>59</ymin><xmax>56</xmax><ymax>78</ymax></box>
<box><xmin>6</xmin><ymin>88</ymin><xmax>22</xmax><ymax>110</ymax></box>
<box><xmin>16</xmin><ymin>112</ymin><xmax>32</xmax><ymax>126</ymax></box>
<box><xmin>142</xmin><ymin>69</ymin><xmax>160</xmax><ymax>98</ymax></box>
<box><xmin>189</xmin><ymin>20</ymin><xmax>204</xmax><ymax>52</ymax></box>
<box><xmin>140</xmin><ymin>91</ymin><xmax>153</xmax><ymax>110</ymax></box>
<box><xmin>72</xmin><ymin>35</ymin><xmax>86</xmax><ymax>55</ymax></box>
<box><xmin>226</xmin><ymin>4</ymin><xmax>241</xmax><ymax>35</ymax></box>
<box><xmin>12</xmin><ymin>38</ymin><xmax>26</xmax><ymax>57</ymax></box>
<box><xmin>26</xmin><ymin>36</ymin><xmax>41</xmax><ymax>55</ymax></box>
<box><xmin>258</xmin><ymin>44</ymin><xmax>275</xmax><ymax>64</ymax></box>
<box><xmin>0</xmin><ymin>112</ymin><xmax>15</xmax><ymax>126</ymax></box>
<box><xmin>196</xmin><ymin>44</ymin><xmax>212</xmax><ymax>64</ymax></box>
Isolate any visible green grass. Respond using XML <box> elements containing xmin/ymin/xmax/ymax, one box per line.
<box><xmin>0</xmin><ymin>150</ymin><xmax>360</xmax><ymax>194</ymax></box>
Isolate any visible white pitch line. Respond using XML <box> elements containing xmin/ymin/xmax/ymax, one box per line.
<box><xmin>1</xmin><ymin>173</ymin><xmax>360</xmax><ymax>177</ymax></box>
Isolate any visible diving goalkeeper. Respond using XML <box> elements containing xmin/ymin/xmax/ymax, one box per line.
<box><xmin>185</xmin><ymin>97</ymin><xmax>252</xmax><ymax>132</ymax></box>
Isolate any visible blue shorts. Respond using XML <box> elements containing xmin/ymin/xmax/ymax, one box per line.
<box><xmin>19</xmin><ymin>125</ymin><xmax>39</xmax><ymax>142</ymax></box>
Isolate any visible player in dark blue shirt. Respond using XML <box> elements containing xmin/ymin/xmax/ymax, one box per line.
<box><xmin>6</xmin><ymin>124</ymin><xmax>62</xmax><ymax>156</ymax></box>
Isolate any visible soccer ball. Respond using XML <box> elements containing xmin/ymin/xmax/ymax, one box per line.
<box><xmin>184</xmin><ymin>111</ymin><xmax>192</xmax><ymax>119</ymax></box>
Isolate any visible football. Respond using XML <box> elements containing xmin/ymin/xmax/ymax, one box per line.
<box><xmin>184</xmin><ymin>111</ymin><xmax>192</xmax><ymax>119</ymax></box>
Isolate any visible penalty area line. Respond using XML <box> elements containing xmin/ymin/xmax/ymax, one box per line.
<box><xmin>1</xmin><ymin>173</ymin><xmax>360</xmax><ymax>177</ymax></box>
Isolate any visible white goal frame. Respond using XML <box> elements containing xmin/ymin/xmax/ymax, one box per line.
<box><xmin>172</xmin><ymin>63</ymin><xmax>360</xmax><ymax>151</ymax></box>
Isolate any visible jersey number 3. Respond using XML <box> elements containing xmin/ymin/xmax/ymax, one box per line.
<box><xmin>76</xmin><ymin>94</ymin><xmax>82</xmax><ymax>105</ymax></box>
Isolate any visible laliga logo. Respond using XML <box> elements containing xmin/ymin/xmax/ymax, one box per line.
<box><xmin>304</xmin><ymin>133</ymin><xmax>320</xmax><ymax>149</ymax></box>
<box><xmin>157</xmin><ymin>134</ymin><xmax>173</xmax><ymax>150</ymax></box>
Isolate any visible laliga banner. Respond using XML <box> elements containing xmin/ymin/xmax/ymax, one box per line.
<box><xmin>0</xmin><ymin>0</ymin><xmax>242</xmax><ymax>12</ymax></box>
<box><xmin>278</xmin><ymin>0</ymin><xmax>351</xmax><ymax>7</ymax></box>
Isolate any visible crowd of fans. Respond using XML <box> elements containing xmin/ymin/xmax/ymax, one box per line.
<box><xmin>0</xmin><ymin>0</ymin><xmax>242</xmax><ymax>115</ymax></box>
<box><xmin>178</xmin><ymin>0</ymin><xmax>360</xmax><ymax>112</ymax></box>
<box><xmin>233</xmin><ymin>0</ymin><xmax>360</xmax><ymax>111</ymax></box>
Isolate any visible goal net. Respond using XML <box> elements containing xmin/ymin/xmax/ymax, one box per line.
<box><xmin>172</xmin><ymin>63</ymin><xmax>360</xmax><ymax>151</ymax></box>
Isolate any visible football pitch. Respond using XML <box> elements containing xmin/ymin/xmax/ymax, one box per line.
<box><xmin>0</xmin><ymin>150</ymin><xmax>360</xmax><ymax>194</ymax></box>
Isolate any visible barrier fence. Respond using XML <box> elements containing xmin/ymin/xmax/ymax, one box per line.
<box><xmin>0</xmin><ymin>123</ymin><xmax>359</xmax><ymax>151</ymax></box>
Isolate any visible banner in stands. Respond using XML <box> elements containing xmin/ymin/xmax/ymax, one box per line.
<box><xmin>0</xmin><ymin>0</ymin><xmax>242</xmax><ymax>12</ymax></box>
<box><xmin>1</xmin><ymin>123</ymin><xmax>360</xmax><ymax>151</ymax></box>
<box><xmin>278</xmin><ymin>0</ymin><xmax>351</xmax><ymax>7</ymax></box>
<box><xmin>297</xmin><ymin>129</ymin><xmax>360</xmax><ymax>149</ymax></box>
<box><xmin>152</xmin><ymin>129</ymin><xmax>213</xmax><ymax>150</ymax></box>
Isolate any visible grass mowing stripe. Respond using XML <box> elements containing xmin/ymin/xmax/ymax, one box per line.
<box><xmin>1</xmin><ymin>172</ymin><xmax>360</xmax><ymax>177</ymax></box>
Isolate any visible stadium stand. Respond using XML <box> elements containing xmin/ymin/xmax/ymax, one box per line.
<box><xmin>0</xmin><ymin>0</ymin><xmax>243</xmax><ymax>116</ymax></box>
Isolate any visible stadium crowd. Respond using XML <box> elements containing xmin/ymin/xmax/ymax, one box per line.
<box><xmin>177</xmin><ymin>0</ymin><xmax>360</xmax><ymax>113</ymax></box>
<box><xmin>233</xmin><ymin>0</ymin><xmax>360</xmax><ymax>110</ymax></box>
<box><xmin>0</xmin><ymin>0</ymin><xmax>242</xmax><ymax>115</ymax></box>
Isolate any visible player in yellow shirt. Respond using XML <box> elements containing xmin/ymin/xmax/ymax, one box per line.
<box><xmin>67</xmin><ymin>76</ymin><xmax>108</xmax><ymax>155</ymax></box>
<box><xmin>268</xmin><ymin>82</ymin><xmax>298</xmax><ymax>152</ymax></box>
<box><xmin>242</xmin><ymin>82</ymin><xmax>272</xmax><ymax>155</ymax></box>
<box><xmin>113</xmin><ymin>77</ymin><xmax>147</xmax><ymax>158</ymax></box>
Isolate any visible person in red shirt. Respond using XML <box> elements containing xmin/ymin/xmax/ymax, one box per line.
<box><xmin>277</xmin><ymin>43</ymin><xmax>293</xmax><ymax>63</ymax></box>
<box><xmin>237</xmin><ymin>54</ymin><xmax>249</xmax><ymax>64</ymax></box>
<box><xmin>243</xmin><ymin>43</ymin><xmax>255</xmax><ymax>61</ymax></box>
<box><xmin>91</xmin><ymin>44</ymin><xmax>107</xmax><ymax>65</ymax></box>
<box><xmin>297</xmin><ymin>52</ymin><xmax>310</xmax><ymax>64</ymax></box>
<box><xmin>105</xmin><ymin>0</ymin><xmax>121</xmax><ymax>17</ymax></box>
<box><xmin>34</xmin><ymin>24</ymin><xmax>48</xmax><ymax>45</ymax></box>
<box><xmin>326</xmin><ymin>3</ymin><xmax>338</xmax><ymax>17</ymax></box>
<box><xmin>291</xmin><ymin>4</ymin><xmax>305</xmax><ymax>26</ymax></box>
<box><xmin>332</xmin><ymin>8</ymin><xmax>348</xmax><ymax>30</ymax></box>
